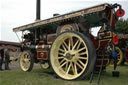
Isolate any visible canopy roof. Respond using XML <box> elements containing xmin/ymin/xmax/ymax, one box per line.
<box><xmin>0</xmin><ymin>41</ymin><xmax>21</xmax><ymax>47</ymax></box>
<box><xmin>13</xmin><ymin>3</ymin><xmax>112</xmax><ymax>32</ymax></box>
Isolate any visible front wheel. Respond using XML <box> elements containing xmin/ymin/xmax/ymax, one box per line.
<box><xmin>40</xmin><ymin>62</ymin><xmax>50</xmax><ymax>69</ymax></box>
<box><xmin>20</xmin><ymin>50</ymin><xmax>34</xmax><ymax>72</ymax></box>
<box><xmin>50</xmin><ymin>31</ymin><xmax>96</xmax><ymax>80</ymax></box>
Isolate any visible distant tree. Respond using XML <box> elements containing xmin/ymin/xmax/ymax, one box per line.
<box><xmin>115</xmin><ymin>18</ymin><xmax>128</xmax><ymax>53</ymax></box>
<box><xmin>115</xmin><ymin>18</ymin><xmax>128</xmax><ymax>34</ymax></box>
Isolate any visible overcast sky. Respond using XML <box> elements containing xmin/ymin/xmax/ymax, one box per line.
<box><xmin>0</xmin><ymin>0</ymin><xmax>128</xmax><ymax>42</ymax></box>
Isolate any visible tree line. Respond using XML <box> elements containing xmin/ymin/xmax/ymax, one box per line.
<box><xmin>115</xmin><ymin>18</ymin><xmax>128</xmax><ymax>34</ymax></box>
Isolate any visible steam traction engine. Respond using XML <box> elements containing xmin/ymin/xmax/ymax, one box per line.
<box><xmin>13</xmin><ymin>3</ymin><xmax>125</xmax><ymax>80</ymax></box>
<box><xmin>118</xmin><ymin>34</ymin><xmax>128</xmax><ymax>63</ymax></box>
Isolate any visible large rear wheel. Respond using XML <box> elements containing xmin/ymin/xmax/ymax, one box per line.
<box><xmin>50</xmin><ymin>31</ymin><xmax>96</xmax><ymax>80</ymax></box>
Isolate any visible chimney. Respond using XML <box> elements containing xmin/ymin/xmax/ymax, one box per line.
<box><xmin>36</xmin><ymin>0</ymin><xmax>41</xmax><ymax>21</ymax></box>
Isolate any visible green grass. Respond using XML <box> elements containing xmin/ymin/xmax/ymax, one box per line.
<box><xmin>0</xmin><ymin>65</ymin><xmax>128</xmax><ymax>85</ymax></box>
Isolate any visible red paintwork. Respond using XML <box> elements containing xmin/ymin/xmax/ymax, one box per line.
<box><xmin>112</xmin><ymin>35</ymin><xmax>119</xmax><ymax>45</ymax></box>
<box><xmin>112</xmin><ymin>16</ymin><xmax>115</xmax><ymax>27</ymax></box>
<box><xmin>116</xmin><ymin>9</ymin><xmax>125</xmax><ymax>17</ymax></box>
<box><xmin>124</xmin><ymin>50</ymin><xmax>128</xmax><ymax>62</ymax></box>
<box><xmin>37</xmin><ymin>51</ymin><xmax>48</xmax><ymax>60</ymax></box>
<box><xmin>96</xmin><ymin>59</ymin><xmax>109</xmax><ymax>66</ymax></box>
<box><xmin>90</xmin><ymin>34</ymin><xmax>98</xmax><ymax>48</ymax></box>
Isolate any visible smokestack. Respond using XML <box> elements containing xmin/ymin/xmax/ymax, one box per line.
<box><xmin>36</xmin><ymin>0</ymin><xmax>41</xmax><ymax>21</ymax></box>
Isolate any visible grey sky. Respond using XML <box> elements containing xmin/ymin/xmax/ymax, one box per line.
<box><xmin>0</xmin><ymin>0</ymin><xmax>128</xmax><ymax>42</ymax></box>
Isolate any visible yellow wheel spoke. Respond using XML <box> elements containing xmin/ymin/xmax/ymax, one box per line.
<box><xmin>74</xmin><ymin>63</ymin><xmax>78</xmax><ymax>75</ymax></box>
<box><xmin>78</xmin><ymin>60</ymin><xmax>85</xmax><ymax>67</ymax></box>
<box><xmin>66</xmin><ymin>62</ymin><xmax>71</xmax><ymax>75</ymax></box>
<box><xmin>79</xmin><ymin>51</ymin><xmax>87</xmax><ymax>55</ymax></box>
<box><xmin>75</xmin><ymin>61</ymin><xmax>84</xmax><ymax>70</ymax></box>
<box><xmin>63</xmin><ymin>41</ymin><xmax>68</xmax><ymax>50</ymax></box>
<box><xmin>70</xmin><ymin>37</ymin><xmax>74</xmax><ymax>48</ymax></box>
<box><xmin>65</xmin><ymin>62</ymin><xmax>68</xmax><ymax>72</ymax></box>
<box><xmin>72</xmin><ymin>40</ymin><xmax>79</xmax><ymax>50</ymax></box>
<box><xmin>59</xmin><ymin>58</ymin><xmax>65</xmax><ymax>65</ymax></box>
<box><xmin>78</xmin><ymin>47</ymin><xmax>86</xmax><ymax>52</ymax></box>
<box><xmin>78</xmin><ymin>56</ymin><xmax>87</xmax><ymax>60</ymax></box>
<box><xmin>76</xmin><ymin>41</ymin><xmax>81</xmax><ymax>50</ymax></box>
<box><xmin>68</xmin><ymin>38</ymin><xmax>71</xmax><ymax>51</ymax></box>
<box><xmin>62</xmin><ymin>44</ymin><xmax>67</xmax><ymax>51</ymax></box>
<box><xmin>59</xmin><ymin>61</ymin><xmax>67</xmax><ymax>69</ymax></box>
<box><xmin>58</xmin><ymin>57</ymin><xmax>65</xmax><ymax>59</ymax></box>
<box><xmin>71</xmin><ymin>62</ymin><xmax>75</xmax><ymax>75</ymax></box>
<box><xmin>58</xmin><ymin>53</ymin><xmax>64</xmax><ymax>56</ymax></box>
<box><xmin>59</xmin><ymin>48</ymin><xmax>65</xmax><ymax>52</ymax></box>
<box><xmin>26</xmin><ymin>60</ymin><xmax>30</xmax><ymax>63</ymax></box>
<box><xmin>55</xmin><ymin>56</ymin><xmax>65</xmax><ymax>60</ymax></box>
<box><xmin>22</xmin><ymin>63</ymin><xmax>25</xmax><ymax>67</ymax></box>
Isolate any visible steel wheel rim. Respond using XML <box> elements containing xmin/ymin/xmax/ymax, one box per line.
<box><xmin>20</xmin><ymin>52</ymin><xmax>31</xmax><ymax>71</ymax></box>
<box><xmin>40</xmin><ymin>62</ymin><xmax>49</xmax><ymax>69</ymax></box>
<box><xmin>116</xmin><ymin>48</ymin><xmax>123</xmax><ymax>65</ymax></box>
<box><xmin>50</xmin><ymin>32</ymin><xmax>89</xmax><ymax>80</ymax></box>
<box><xmin>60</xmin><ymin>25</ymin><xmax>74</xmax><ymax>33</ymax></box>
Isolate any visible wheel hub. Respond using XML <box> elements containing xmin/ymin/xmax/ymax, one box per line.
<box><xmin>65</xmin><ymin>53</ymin><xmax>73</xmax><ymax>60</ymax></box>
<box><xmin>24</xmin><ymin>55</ymin><xmax>29</xmax><ymax>62</ymax></box>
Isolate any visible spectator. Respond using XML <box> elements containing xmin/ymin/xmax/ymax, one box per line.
<box><xmin>0</xmin><ymin>49</ymin><xmax>4</xmax><ymax>71</ymax></box>
<box><xmin>4</xmin><ymin>49</ymin><xmax>10</xmax><ymax>70</ymax></box>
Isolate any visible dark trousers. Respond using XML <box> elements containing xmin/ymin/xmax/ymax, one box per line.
<box><xmin>5</xmin><ymin>56</ymin><xmax>10</xmax><ymax>69</ymax></box>
<box><xmin>0</xmin><ymin>57</ymin><xmax>4</xmax><ymax>70</ymax></box>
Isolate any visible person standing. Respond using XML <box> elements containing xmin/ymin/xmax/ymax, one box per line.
<box><xmin>0</xmin><ymin>49</ymin><xmax>4</xmax><ymax>71</ymax></box>
<box><xmin>4</xmin><ymin>49</ymin><xmax>10</xmax><ymax>70</ymax></box>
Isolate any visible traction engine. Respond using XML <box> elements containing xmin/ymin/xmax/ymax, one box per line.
<box><xmin>13</xmin><ymin>2</ymin><xmax>125</xmax><ymax>80</ymax></box>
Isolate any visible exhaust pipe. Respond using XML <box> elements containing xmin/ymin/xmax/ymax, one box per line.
<box><xmin>36</xmin><ymin>0</ymin><xmax>41</xmax><ymax>21</ymax></box>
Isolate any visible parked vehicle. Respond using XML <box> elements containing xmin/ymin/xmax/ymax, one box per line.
<box><xmin>0</xmin><ymin>41</ymin><xmax>21</xmax><ymax>62</ymax></box>
<box><xmin>118</xmin><ymin>34</ymin><xmax>128</xmax><ymax>63</ymax></box>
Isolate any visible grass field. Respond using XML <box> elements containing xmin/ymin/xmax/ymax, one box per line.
<box><xmin>0</xmin><ymin>65</ymin><xmax>128</xmax><ymax>85</ymax></box>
